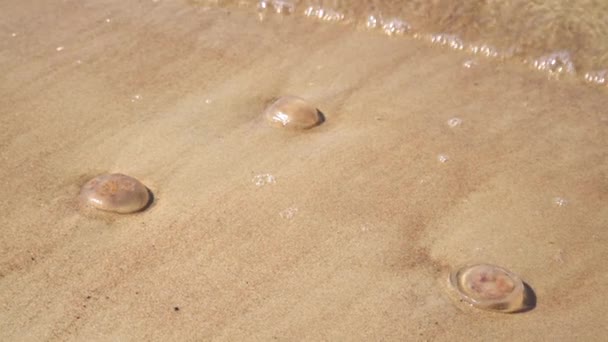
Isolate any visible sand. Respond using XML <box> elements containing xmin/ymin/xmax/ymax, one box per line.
<box><xmin>1</xmin><ymin>0</ymin><xmax>607</xmax><ymax>341</ymax></box>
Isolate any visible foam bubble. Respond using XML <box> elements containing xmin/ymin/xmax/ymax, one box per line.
<box><xmin>553</xmin><ymin>197</ymin><xmax>568</xmax><ymax>207</ymax></box>
<box><xmin>447</xmin><ymin>117</ymin><xmax>462</xmax><ymax>127</ymax></box>
<box><xmin>381</xmin><ymin>18</ymin><xmax>410</xmax><ymax>36</ymax></box>
<box><xmin>469</xmin><ymin>44</ymin><xmax>500</xmax><ymax>58</ymax></box>
<box><xmin>429</xmin><ymin>34</ymin><xmax>465</xmax><ymax>50</ymax></box>
<box><xmin>258</xmin><ymin>0</ymin><xmax>295</xmax><ymax>14</ymax></box>
<box><xmin>462</xmin><ymin>60</ymin><xmax>477</xmax><ymax>68</ymax></box>
<box><xmin>279</xmin><ymin>207</ymin><xmax>298</xmax><ymax>220</ymax></box>
<box><xmin>303</xmin><ymin>6</ymin><xmax>345</xmax><ymax>22</ymax></box>
<box><xmin>252</xmin><ymin>173</ymin><xmax>276</xmax><ymax>186</ymax></box>
<box><xmin>532</xmin><ymin>51</ymin><xmax>576</xmax><ymax>76</ymax></box>
<box><xmin>365</xmin><ymin>14</ymin><xmax>380</xmax><ymax>29</ymax></box>
<box><xmin>584</xmin><ymin>70</ymin><xmax>608</xmax><ymax>85</ymax></box>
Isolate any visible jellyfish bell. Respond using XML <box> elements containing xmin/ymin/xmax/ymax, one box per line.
<box><xmin>79</xmin><ymin>173</ymin><xmax>151</xmax><ymax>214</ymax></box>
<box><xmin>449</xmin><ymin>263</ymin><xmax>526</xmax><ymax>313</ymax></box>
<box><xmin>264</xmin><ymin>96</ymin><xmax>322</xmax><ymax>130</ymax></box>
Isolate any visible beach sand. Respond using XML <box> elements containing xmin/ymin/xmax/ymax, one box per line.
<box><xmin>1</xmin><ymin>0</ymin><xmax>607</xmax><ymax>340</ymax></box>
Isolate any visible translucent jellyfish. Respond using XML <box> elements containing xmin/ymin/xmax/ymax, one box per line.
<box><xmin>264</xmin><ymin>96</ymin><xmax>322</xmax><ymax>130</ymax></box>
<box><xmin>449</xmin><ymin>263</ymin><xmax>525</xmax><ymax>313</ymax></box>
<box><xmin>79</xmin><ymin>173</ymin><xmax>151</xmax><ymax>214</ymax></box>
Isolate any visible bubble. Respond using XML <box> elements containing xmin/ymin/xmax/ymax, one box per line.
<box><xmin>469</xmin><ymin>44</ymin><xmax>500</xmax><ymax>57</ymax></box>
<box><xmin>553</xmin><ymin>197</ymin><xmax>568</xmax><ymax>207</ymax></box>
<box><xmin>381</xmin><ymin>19</ymin><xmax>410</xmax><ymax>36</ymax></box>
<box><xmin>252</xmin><ymin>173</ymin><xmax>276</xmax><ymax>186</ymax></box>
<box><xmin>303</xmin><ymin>6</ymin><xmax>345</xmax><ymax>22</ymax></box>
<box><xmin>449</xmin><ymin>264</ymin><xmax>526</xmax><ymax>313</ymax></box>
<box><xmin>365</xmin><ymin>14</ymin><xmax>380</xmax><ymax>29</ymax></box>
<box><xmin>429</xmin><ymin>34</ymin><xmax>465</xmax><ymax>50</ymax></box>
<box><xmin>56</xmin><ymin>46</ymin><xmax>64</xmax><ymax>52</ymax></box>
<box><xmin>258</xmin><ymin>0</ymin><xmax>295</xmax><ymax>14</ymax></box>
<box><xmin>264</xmin><ymin>96</ymin><xmax>322</xmax><ymax>130</ymax></box>
<box><xmin>130</xmin><ymin>94</ymin><xmax>142</xmax><ymax>103</ymax></box>
<box><xmin>532</xmin><ymin>51</ymin><xmax>576</xmax><ymax>76</ymax></box>
<box><xmin>437</xmin><ymin>154</ymin><xmax>449</xmax><ymax>163</ymax></box>
<box><xmin>11</xmin><ymin>32</ymin><xmax>17</xmax><ymax>37</ymax></box>
<box><xmin>584</xmin><ymin>70</ymin><xmax>607</xmax><ymax>85</ymax></box>
<box><xmin>447</xmin><ymin>117</ymin><xmax>462</xmax><ymax>127</ymax></box>
<box><xmin>79</xmin><ymin>173</ymin><xmax>151</xmax><ymax>214</ymax></box>
<box><xmin>462</xmin><ymin>59</ymin><xmax>477</xmax><ymax>68</ymax></box>
<box><xmin>279</xmin><ymin>207</ymin><xmax>298</xmax><ymax>220</ymax></box>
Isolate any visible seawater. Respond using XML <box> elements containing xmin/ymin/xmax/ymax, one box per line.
<box><xmin>193</xmin><ymin>0</ymin><xmax>608</xmax><ymax>87</ymax></box>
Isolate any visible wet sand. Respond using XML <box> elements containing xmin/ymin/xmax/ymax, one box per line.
<box><xmin>1</xmin><ymin>0</ymin><xmax>607</xmax><ymax>340</ymax></box>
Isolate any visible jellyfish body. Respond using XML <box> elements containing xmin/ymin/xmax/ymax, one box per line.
<box><xmin>264</xmin><ymin>96</ymin><xmax>322</xmax><ymax>130</ymax></box>
<box><xmin>449</xmin><ymin>263</ymin><xmax>525</xmax><ymax>313</ymax></box>
<box><xmin>80</xmin><ymin>173</ymin><xmax>150</xmax><ymax>214</ymax></box>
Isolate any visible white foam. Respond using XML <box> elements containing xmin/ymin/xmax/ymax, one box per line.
<box><xmin>279</xmin><ymin>207</ymin><xmax>298</xmax><ymax>220</ymax></box>
<box><xmin>447</xmin><ymin>117</ymin><xmax>462</xmax><ymax>127</ymax></box>
<box><xmin>252</xmin><ymin>173</ymin><xmax>276</xmax><ymax>186</ymax></box>
<box><xmin>584</xmin><ymin>70</ymin><xmax>607</xmax><ymax>85</ymax></box>
<box><xmin>532</xmin><ymin>51</ymin><xmax>576</xmax><ymax>76</ymax></box>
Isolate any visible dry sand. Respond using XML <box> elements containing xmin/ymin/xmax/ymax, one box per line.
<box><xmin>1</xmin><ymin>0</ymin><xmax>607</xmax><ymax>340</ymax></box>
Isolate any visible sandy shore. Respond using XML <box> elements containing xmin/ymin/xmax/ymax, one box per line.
<box><xmin>1</xmin><ymin>0</ymin><xmax>607</xmax><ymax>340</ymax></box>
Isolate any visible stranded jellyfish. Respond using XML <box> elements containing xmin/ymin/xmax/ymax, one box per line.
<box><xmin>264</xmin><ymin>96</ymin><xmax>322</xmax><ymax>130</ymax></box>
<box><xmin>449</xmin><ymin>263</ymin><xmax>526</xmax><ymax>313</ymax></box>
<box><xmin>80</xmin><ymin>173</ymin><xmax>151</xmax><ymax>214</ymax></box>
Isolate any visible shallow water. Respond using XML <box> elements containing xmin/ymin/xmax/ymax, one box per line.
<box><xmin>194</xmin><ymin>0</ymin><xmax>608</xmax><ymax>86</ymax></box>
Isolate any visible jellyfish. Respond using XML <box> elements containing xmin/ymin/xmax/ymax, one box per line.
<box><xmin>264</xmin><ymin>96</ymin><xmax>322</xmax><ymax>130</ymax></box>
<box><xmin>79</xmin><ymin>173</ymin><xmax>151</xmax><ymax>214</ymax></box>
<box><xmin>449</xmin><ymin>263</ymin><xmax>526</xmax><ymax>313</ymax></box>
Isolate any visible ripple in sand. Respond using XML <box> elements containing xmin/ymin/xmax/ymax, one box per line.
<box><xmin>264</xmin><ymin>96</ymin><xmax>322</xmax><ymax>130</ymax></box>
<box><xmin>80</xmin><ymin>173</ymin><xmax>151</xmax><ymax>214</ymax></box>
<box><xmin>449</xmin><ymin>263</ymin><xmax>527</xmax><ymax>313</ymax></box>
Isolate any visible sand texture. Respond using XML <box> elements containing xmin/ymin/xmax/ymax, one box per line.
<box><xmin>1</xmin><ymin>1</ymin><xmax>607</xmax><ymax>341</ymax></box>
